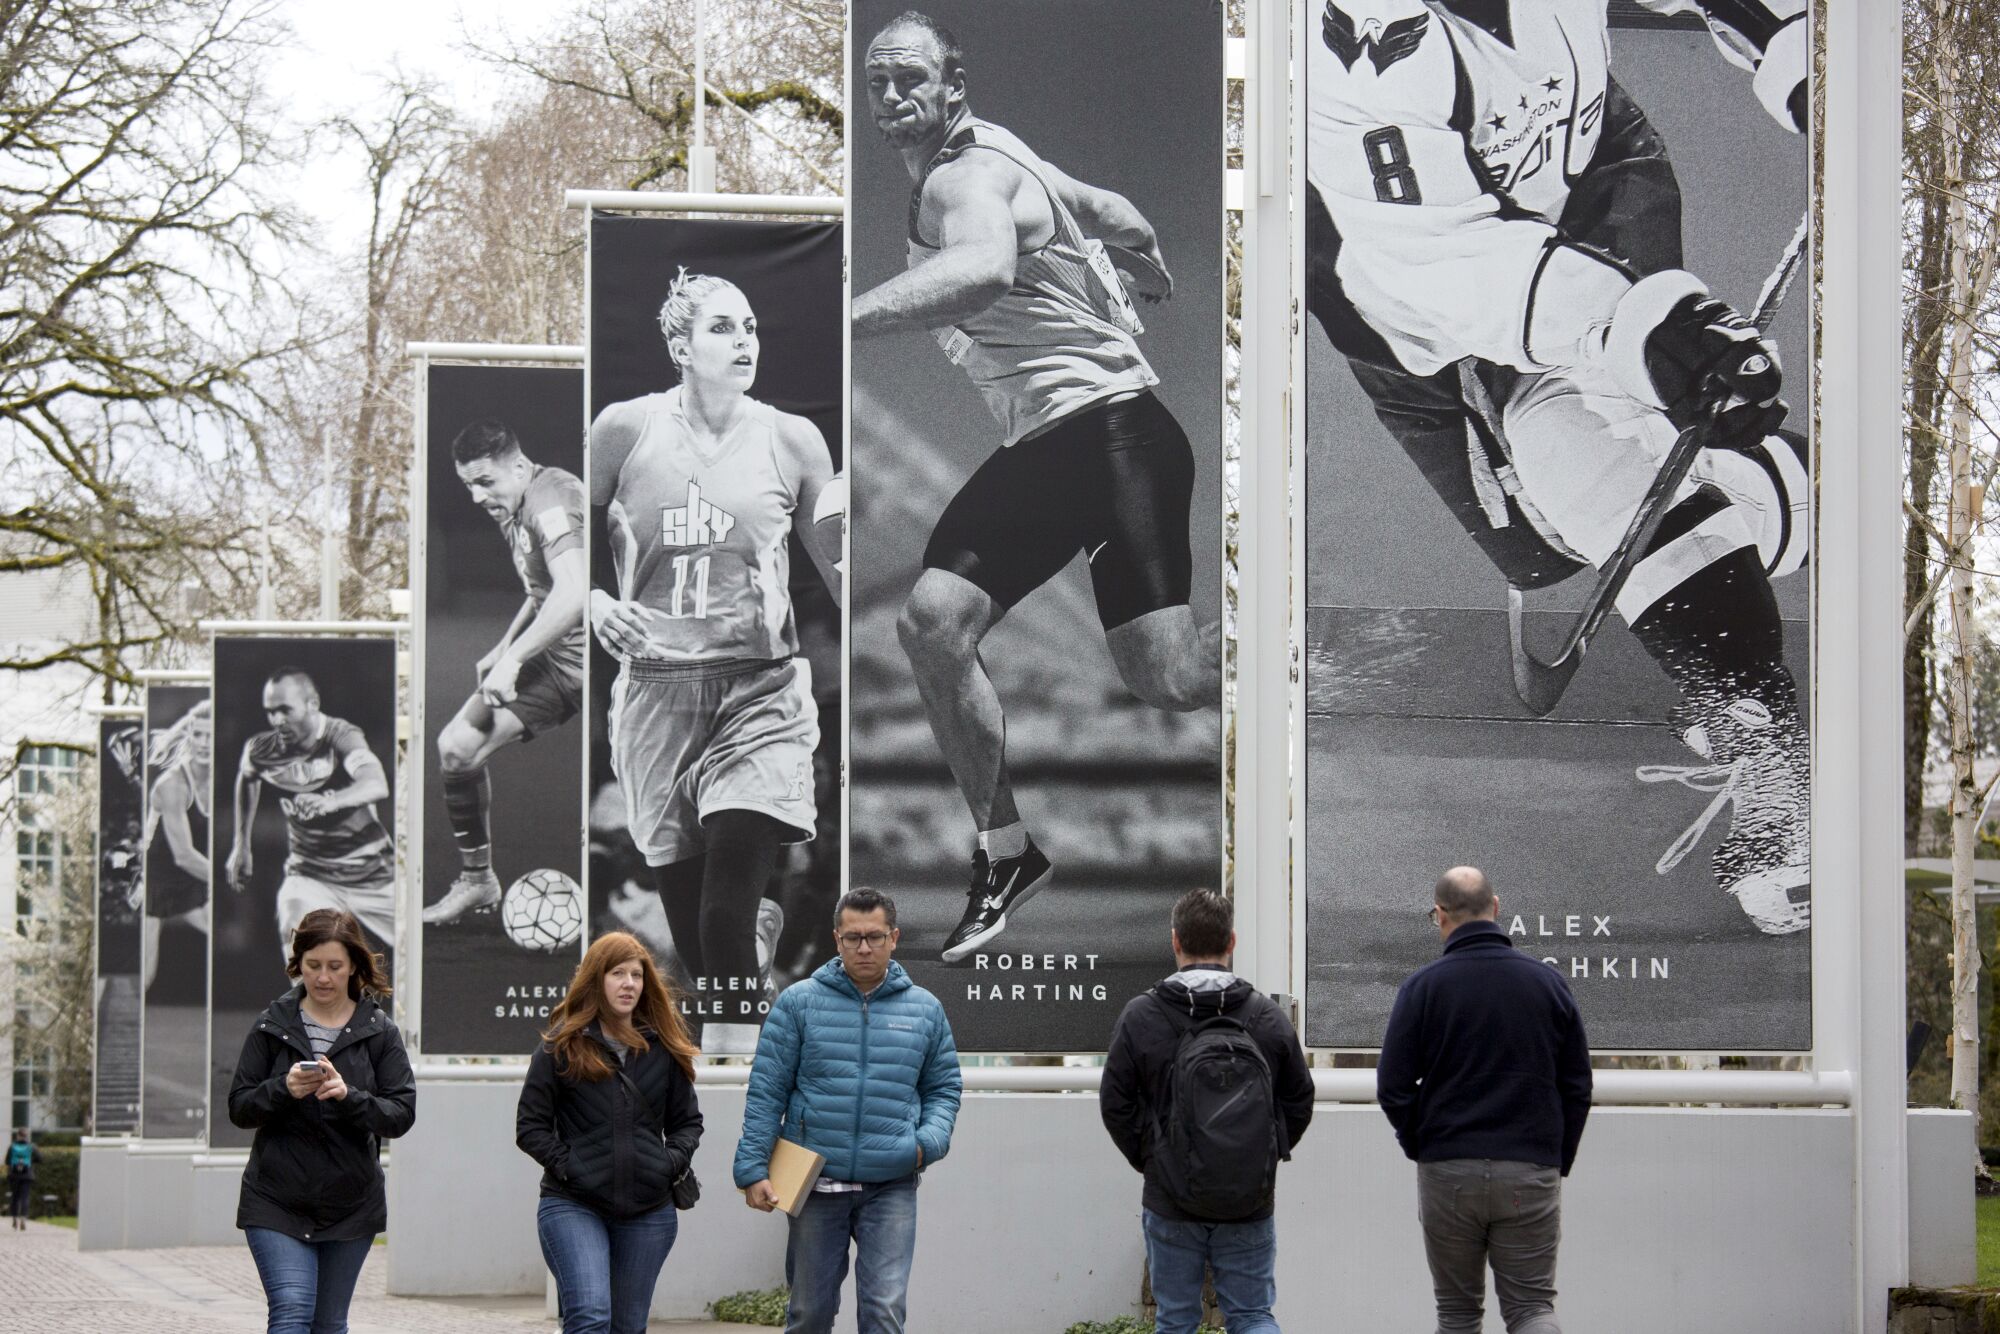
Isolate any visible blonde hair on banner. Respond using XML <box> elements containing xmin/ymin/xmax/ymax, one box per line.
<box><xmin>656</xmin><ymin>268</ymin><xmax>744</xmax><ymax>378</ymax></box>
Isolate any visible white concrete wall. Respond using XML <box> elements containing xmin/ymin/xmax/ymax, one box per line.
<box><xmin>77</xmin><ymin>1140</ymin><xmax>128</xmax><ymax>1251</ymax></box>
<box><xmin>382</xmin><ymin>1080</ymin><xmax>1968</xmax><ymax>1332</ymax></box>
<box><xmin>1906</xmin><ymin>1108</ymin><xmax>1976</xmax><ymax>1288</ymax></box>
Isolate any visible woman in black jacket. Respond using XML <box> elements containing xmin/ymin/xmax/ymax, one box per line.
<box><xmin>517</xmin><ymin>930</ymin><xmax>702</xmax><ymax>1334</ymax></box>
<box><xmin>230</xmin><ymin>909</ymin><xmax>415</xmax><ymax>1334</ymax></box>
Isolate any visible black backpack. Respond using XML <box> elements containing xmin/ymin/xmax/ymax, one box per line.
<box><xmin>1152</xmin><ymin>1005</ymin><xmax>1282</xmax><ymax>1221</ymax></box>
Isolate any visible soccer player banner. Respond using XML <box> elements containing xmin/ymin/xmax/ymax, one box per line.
<box><xmin>1300</xmin><ymin>1</ymin><xmax>1814</xmax><ymax>1048</ymax></box>
<box><xmin>93</xmin><ymin>716</ymin><xmax>144</xmax><ymax>1135</ymax></box>
<box><xmin>142</xmin><ymin>685</ymin><xmax>210</xmax><ymax>1138</ymax></box>
<box><xmin>419</xmin><ymin>363</ymin><xmax>588</xmax><ymax>1055</ymax></box>
<box><xmin>848</xmin><ymin>0</ymin><xmax>1226</xmax><ymax>1051</ymax></box>
<box><xmin>208</xmin><ymin>637</ymin><xmax>398</xmax><ymax>1147</ymax></box>
<box><xmin>586</xmin><ymin>212</ymin><xmax>843</xmax><ymax>1056</ymax></box>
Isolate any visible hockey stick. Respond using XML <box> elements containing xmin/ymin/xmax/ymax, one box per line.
<box><xmin>1505</xmin><ymin>211</ymin><xmax>1811</xmax><ymax>717</ymax></box>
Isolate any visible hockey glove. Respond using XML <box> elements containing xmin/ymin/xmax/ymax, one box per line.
<box><xmin>1606</xmin><ymin>270</ymin><xmax>1786</xmax><ymax>442</ymax></box>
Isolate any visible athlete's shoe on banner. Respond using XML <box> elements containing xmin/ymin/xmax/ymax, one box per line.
<box><xmin>755</xmin><ymin>896</ymin><xmax>785</xmax><ymax>1007</ymax></box>
<box><xmin>942</xmin><ymin>841</ymin><xmax>1054</xmax><ymax>964</ymax></box>
<box><xmin>422</xmin><ymin>868</ymin><xmax>503</xmax><ymax>925</ymax></box>
<box><xmin>1637</xmin><ymin>691</ymin><xmax>1810</xmax><ymax>936</ymax></box>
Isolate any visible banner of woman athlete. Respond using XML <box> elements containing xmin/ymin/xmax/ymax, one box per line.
<box><xmin>585</xmin><ymin>212</ymin><xmax>844</xmax><ymax>1056</ymax></box>
<box><xmin>848</xmin><ymin>0</ymin><xmax>1226</xmax><ymax>1051</ymax></box>
<box><xmin>418</xmin><ymin>362</ymin><xmax>588</xmax><ymax>1056</ymax></box>
<box><xmin>208</xmin><ymin>636</ymin><xmax>398</xmax><ymax>1147</ymax></box>
<box><xmin>141</xmin><ymin>685</ymin><xmax>210</xmax><ymax>1139</ymax></box>
<box><xmin>1300</xmin><ymin>2</ymin><xmax>1815</xmax><ymax>1049</ymax></box>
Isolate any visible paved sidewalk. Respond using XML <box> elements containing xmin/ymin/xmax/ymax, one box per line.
<box><xmin>0</xmin><ymin>1221</ymin><xmax>766</xmax><ymax>1333</ymax></box>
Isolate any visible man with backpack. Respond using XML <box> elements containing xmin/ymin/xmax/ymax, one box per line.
<box><xmin>1098</xmin><ymin>888</ymin><xmax>1314</xmax><ymax>1334</ymax></box>
<box><xmin>6</xmin><ymin>1128</ymin><xmax>37</xmax><ymax>1230</ymax></box>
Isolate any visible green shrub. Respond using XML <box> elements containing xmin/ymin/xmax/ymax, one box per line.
<box><xmin>710</xmin><ymin>1286</ymin><xmax>788</xmax><ymax>1326</ymax></box>
<box><xmin>28</xmin><ymin>1146</ymin><xmax>77</xmax><ymax>1216</ymax></box>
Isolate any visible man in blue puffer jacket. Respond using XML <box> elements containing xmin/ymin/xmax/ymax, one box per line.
<box><xmin>735</xmin><ymin>887</ymin><xmax>962</xmax><ymax>1334</ymax></box>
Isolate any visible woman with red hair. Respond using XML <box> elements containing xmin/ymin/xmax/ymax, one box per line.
<box><xmin>516</xmin><ymin>932</ymin><xmax>703</xmax><ymax>1333</ymax></box>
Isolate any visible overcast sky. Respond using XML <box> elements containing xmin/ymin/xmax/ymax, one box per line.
<box><xmin>269</xmin><ymin>0</ymin><xmax>566</xmax><ymax>254</ymax></box>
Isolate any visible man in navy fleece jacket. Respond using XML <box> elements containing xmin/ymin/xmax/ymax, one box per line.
<box><xmin>1377</xmin><ymin>866</ymin><xmax>1592</xmax><ymax>1334</ymax></box>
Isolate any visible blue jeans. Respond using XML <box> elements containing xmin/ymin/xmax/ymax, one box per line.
<box><xmin>537</xmin><ymin>1196</ymin><xmax>680</xmax><ymax>1334</ymax></box>
<box><xmin>784</xmin><ymin>1175</ymin><xmax>919</xmax><ymax>1334</ymax></box>
<box><xmin>1142</xmin><ymin>1209</ymin><xmax>1280</xmax><ymax>1334</ymax></box>
<box><xmin>243</xmin><ymin>1227</ymin><xmax>375</xmax><ymax>1334</ymax></box>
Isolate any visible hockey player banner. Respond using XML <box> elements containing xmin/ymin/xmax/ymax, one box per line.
<box><xmin>850</xmin><ymin>1</ymin><xmax>1226</xmax><ymax>1051</ymax></box>
<box><xmin>141</xmin><ymin>685</ymin><xmax>210</xmax><ymax>1138</ymax></box>
<box><xmin>586</xmin><ymin>213</ymin><xmax>844</xmax><ymax>1056</ymax></box>
<box><xmin>93</xmin><ymin>716</ymin><xmax>144</xmax><ymax>1135</ymax></box>
<box><xmin>420</xmin><ymin>363</ymin><xmax>587</xmax><ymax>1055</ymax></box>
<box><xmin>209</xmin><ymin>637</ymin><xmax>398</xmax><ymax>1146</ymax></box>
<box><xmin>1301</xmin><ymin>1</ymin><xmax>1814</xmax><ymax>1048</ymax></box>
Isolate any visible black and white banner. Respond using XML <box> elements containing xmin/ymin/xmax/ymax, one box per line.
<box><xmin>1301</xmin><ymin>3</ymin><xmax>1814</xmax><ymax>1048</ymax></box>
<box><xmin>209</xmin><ymin>637</ymin><xmax>398</xmax><ymax>1146</ymax></box>
<box><xmin>420</xmin><ymin>363</ymin><xmax>587</xmax><ymax>1055</ymax></box>
<box><xmin>92</xmin><ymin>717</ymin><xmax>144</xmax><ymax>1135</ymax></box>
<box><xmin>586</xmin><ymin>213</ymin><xmax>844</xmax><ymax>1054</ymax></box>
<box><xmin>849</xmin><ymin>0</ymin><xmax>1225</xmax><ymax>1050</ymax></box>
<box><xmin>141</xmin><ymin>685</ymin><xmax>209</xmax><ymax>1139</ymax></box>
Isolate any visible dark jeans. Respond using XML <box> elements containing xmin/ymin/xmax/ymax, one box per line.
<box><xmin>7</xmin><ymin>1178</ymin><xmax>29</xmax><ymax>1220</ymax></box>
<box><xmin>243</xmin><ymin>1227</ymin><xmax>375</xmax><ymax>1334</ymax></box>
<box><xmin>784</xmin><ymin>1175</ymin><xmax>919</xmax><ymax>1334</ymax></box>
<box><xmin>537</xmin><ymin>1196</ymin><xmax>679</xmax><ymax>1334</ymax></box>
<box><xmin>1142</xmin><ymin>1209</ymin><xmax>1280</xmax><ymax>1334</ymax></box>
<box><xmin>1418</xmin><ymin>1159</ymin><xmax>1564</xmax><ymax>1334</ymax></box>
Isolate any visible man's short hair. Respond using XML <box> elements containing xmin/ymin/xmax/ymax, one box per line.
<box><xmin>450</xmin><ymin>418</ymin><xmax>523</xmax><ymax>467</ymax></box>
<box><xmin>835</xmin><ymin>886</ymin><xmax>898</xmax><ymax>930</ymax></box>
<box><xmin>1171</xmin><ymin>888</ymin><xmax>1232</xmax><ymax>957</ymax></box>
<box><xmin>879</xmin><ymin>10</ymin><xmax>965</xmax><ymax>80</ymax></box>
<box><xmin>264</xmin><ymin>667</ymin><xmax>319</xmax><ymax>703</ymax></box>
<box><xmin>1434</xmin><ymin>867</ymin><xmax>1496</xmax><ymax>920</ymax></box>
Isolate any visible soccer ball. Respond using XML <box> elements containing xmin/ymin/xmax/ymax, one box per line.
<box><xmin>502</xmin><ymin>869</ymin><xmax>584</xmax><ymax>953</ymax></box>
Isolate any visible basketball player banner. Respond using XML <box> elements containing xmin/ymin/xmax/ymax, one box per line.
<box><xmin>417</xmin><ymin>362</ymin><xmax>588</xmax><ymax>1056</ymax></box>
<box><xmin>585</xmin><ymin>212</ymin><xmax>844</xmax><ymax>1056</ymax></box>
<box><xmin>142</xmin><ymin>685</ymin><xmax>210</xmax><ymax>1138</ymax></box>
<box><xmin>1297</xmin><ymin>1</ymin><xmax>1815</xmax><ymax>1049</ymax></box>
<box><xmin>848</xmin><ymin>0</ymin><xmax>1226</xmax><ymax>1051</ymax></box>
<box><xmin>209</xmin><ymin>637</ymin><xmax>398</xmax><ymax>1146</ymax></box>
<box><xmin>92</xmin><ymin>715</ymin><xmax>144</xmax><ymax>1135</ymax></box>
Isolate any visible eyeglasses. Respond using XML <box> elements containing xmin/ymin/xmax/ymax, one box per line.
<box><xmin>1423</xmin><ymin>905</ymin><xmax>1442</xmax><ymax>930</ymax></box>
<box><xmin>837</xmin><ymin>932</ymin><xmax>892</xmax><ymax>950</ymax></box>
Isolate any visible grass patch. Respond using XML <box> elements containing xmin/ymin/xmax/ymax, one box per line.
<box><xmin>36</xmin><ymin>1215</ymin><xmax>76</xmax><ymax>1230</ymax></box>
<box><xmin>1979</xmin><ymin>1195</ymin><xmax>2000</xmax><ymax>1286</ymax></box>
<box><xmin>710</xmin><ymin>1286</ymin><xmax>787</xmax><ymax>1326</ymax></box>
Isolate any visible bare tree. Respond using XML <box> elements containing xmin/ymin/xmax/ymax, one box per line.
<box><xmin>0</xmin><ymin>0</ymin><xmax>304</xmax><ymax>692</ymax></box>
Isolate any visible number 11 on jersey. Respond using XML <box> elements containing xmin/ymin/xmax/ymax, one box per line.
<box><xmin>668</xmin><ymin>553</ymin><xmax>711</xmax><ymax>619</ymax></box>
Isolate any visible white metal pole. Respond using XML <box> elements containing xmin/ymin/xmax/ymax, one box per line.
<box><xmin>691</xmin><ymin>0</ymin><xmax>717</xmax><ymax>193</ymax></box>
<box><xmin>403</xmin><ymin>342</ymin><xmax>583</xmax><ymax>364</ymax></box>
<box><xmin>562</xmin><ymin>189</ymin><xmax>842</xmax><ymax>217</ymax></box>
<box><xmin>321</xmin><ymin>431</ymin><xmax>339</xmax><ymax>620</ymax></box>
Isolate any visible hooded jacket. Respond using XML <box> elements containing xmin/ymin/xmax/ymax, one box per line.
<box><xmin>1098</xmin><ymin>964</ymin><xmax>1316</xmax><ymax>1222</ymax></box>
<box><xmin>1376</xmin><ymin>920</ymin><xmax>1594</xmax><ymax>1174</ymax></box>
<box><xmin>732</xmin><ymin>958</ymin><xmax>961</xmax><ymax>1188</ymax></box>
<box><xmin>515</xmin><ymin>1022</ymin><xmax>703</xmax><ymax>1219</ymax></box>
<box><xmin>229</xmin><ymin>987</ymin><xmax>416</xmax><ymax>1241</ymax></box>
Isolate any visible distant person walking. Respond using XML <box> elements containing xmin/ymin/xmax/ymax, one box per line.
<box><xmin>6</xmin><ymin>1128</ymin><xmax>36</xmax><ymax>1229</ymax></box>
<box><xmin>229</xmin><ymin>908</ymin><xmax>415</xmax><ymax>1334</ymax></box>
<box><xmin>735</xmin><ymin>888</ymin><xmax>962</xmax><ymax>1334</ymax></box>
<box><xmin>1378</xmin><ymin>867</ymin><xmax>1593</xmax><ymax>1334</ymax></box>
<box><xmin>516</xmin><ymin>932</ymin><xmax>704</xmax><ymax>1334</ymax></box>
<box><xmin>1098</xmin><ymin>888</ymin><xmax>1315</xmax><ymax>1334</ymax></box>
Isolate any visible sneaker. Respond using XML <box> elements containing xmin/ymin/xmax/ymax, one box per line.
<box><xmin>941</xmin><ymin>841</ymin><xmax>1053</xmax><ymax>964</ymax></box>
<box><xmin>1637</xmin><ymin>691</ymin><xmax>1811</xmax><ymax>936</ymax></box>
<box><xmin>422</xmin><ymin>868</ymin><xmax>503</xmax><ymax>925</ymax></box>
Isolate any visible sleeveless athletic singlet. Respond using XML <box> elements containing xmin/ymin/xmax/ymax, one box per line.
<box><xmin>604</xmin><ymin>388</ymin><xmax>799</xmax><ymax>663</ymax></box>
<box><xmin>906</xmin><ymin>116</ymin><xmax>1157</xmax><ymax>446</ymax></box>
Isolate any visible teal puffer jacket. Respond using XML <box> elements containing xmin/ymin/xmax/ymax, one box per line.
<box><xmin>733</xmin><ymin>959</ymin><xmax>962</xmax><ymax>1187</ymax></box>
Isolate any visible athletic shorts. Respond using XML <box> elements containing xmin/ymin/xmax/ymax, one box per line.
<box><xmin>607</xmin><ymin>657</ymin><xmax>819</xmax><ymax>868</ymax></box>
<box><xmin>923</xmin><ymin>388</ymin><xmax>1195</xmax><ymax>630</ymax></box>
<box><xmin>497</xmin><ymin>651</ymin><xmax>582</xmax><ymax>740</ymax></box>
<box><xmin>276</xmin><ymin>873</ymin><xmax>396</xmax><ymax>955</ymax></box>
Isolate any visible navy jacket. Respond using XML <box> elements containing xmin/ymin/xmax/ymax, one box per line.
<box><xmin>1376</xmin><ymin>921</ymin><xmax>1593</xmax><ymax>1174</ymax></box>
<box><xmin>733</xmin><ymin>959</ymin><xmax>961</xmax><ymax>1187</ymax></box>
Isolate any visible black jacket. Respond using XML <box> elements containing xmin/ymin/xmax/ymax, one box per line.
<box><xmin>515</xmin><ymin>1025</ymin><xmax>703</xmax><ymax>1219</ymax></box>
<box><xmin>1377</xmin><ymin>920</ymin><xmax>1594</xmax><ymax>1174</ymax></box>
<box><xmin>1099</xmin><ymin>966</ymin><xmax>1315</xmax><ymax>1222</ymax></box>
<box><xmin>229</xmin><ymin>988</ymin><xmax>416</xmax><ymax>1241</ymax></box>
